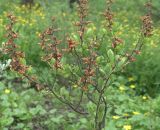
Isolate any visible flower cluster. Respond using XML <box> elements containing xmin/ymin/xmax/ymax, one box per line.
<box><xmin>75</xmin><ymin>0</ymin><xmax>91</xmax><ymax>42</ymax></box>
<box><xmin>66</xmin><ymin>37</ymin><xmax>77</xmax><ymax>52</ymax></box>
<box><xmin>123</xmin><ymin>125</ymin><xmax>132</xmax><ymax>130</ymax></box>
<box><xmin>112</xmin><ymin>37</ymin><xmax>123</xmax><ymax>48</ymax></box>
<box><xmin>141</xmin><ymin>15</ymin><xmax>153</xmax><ymax>37</ymax></box>
<box><xmin>3</xmin><ymin>13</ymin><xmax>29</xmax><ymax>75</ymax></box>
<box><xmin>141</xmin><ymin>0</ymin><xmax>153</xmax><ymax>37</ymax></box>
<box><xmin>125</xmin><ymin>53</ymin><xmax>136</xmax><ymax>62</ymax></box>
<box><xmin>103</xmin><ymin>0</ymin><xmax>114</xmax><ymax>31</ymax></box>
<box><xmin>77</xmin><ymin>0</ymin><xmax>88</xmax><ymax>19</ymax></box>
<box><xmin>39</xmin><ymin>18</ymin><xmax>62</xmax><ymax>69</ymax></box>
<box><xmin>103</xmin><ymin>0</ymin><xmax>124</xmax><ymax>50</ymax></box>
<box><xmin>79</xmin><ymin>50</ymin><xmax>97</xmax><ymax>91</ymax></box>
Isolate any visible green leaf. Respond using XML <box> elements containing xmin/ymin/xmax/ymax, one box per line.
<box><xmin>107</xmin><ymin>49</ymin><xmax>114</xmax><ymax>64</ymax></box>
<box><xmin>99</xmin><ymin>68</ymin><xmax>106</xmax><ymax>75</ymax></box>
<box><xmin>98</xmin><ymin>78</ymin><xmax>104</xmax><ymax>89</ymax></box>
<box><xmin>14</xmin><ymin>123</ymin><xmax>25</xmax><ymax>129</ymax></box>
<box><xmin>68</xmin><ymin>113</ymin><xmax>76</xmax><ymax>118</ymax></box>
<box><xmin>86</xmin><ymin>28</ymin><xmax>94</xmax><ymax>36</ymax></box>
<box><xmin>87</xmin><ymin>101</ymin><xmax>95</xmax><ymax>114</ymax></box>
<box><xmin>105</xmin><ymin>120</ymin><xmax>117</xmax><ymax>130</ymax></box>
<box><xmin>49</xmin><ymin>109</ymin><xmax>57</xmax><ymax>114</ymax></box>
<box><xmin>96</xmin><ymin>56</ymin><xmax>104</xmax><ymax>64</ymax></box>
<box><xmin>60</xmin><ymin>87</ymin><xmax>69</xmax><ymax>98</ymax></box>
<box><xmin>0</xmin><ymin>82</ymin><xmax>5</xmax><ymax>90</ymax></box>
<box><xmin>72</xmin><ymin>34</ymin><xmax>79</xmax><ymax>41</ymax></box>
<box><xmin>0</xmin><ymin>117</ymin><xmax>14</xmax><ymax>126</ymax></box>
<box><xmin>117</xmin><ymin>57</ymin><xmax>127</xmax><ymax>68</ymax></box>
<box><xmin>79</xmin><ymin>118</ymin><xmax>87</xmax><ymax>124</ymax></box>
<box><xmin>104</xmin><ymin>63</ymin><xmax>112</xmax><ymax>73</ymax></box>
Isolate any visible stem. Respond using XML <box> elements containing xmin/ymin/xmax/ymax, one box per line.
<box><xmin>95</xmin><ymin>95</ymin><xmax>107</xmax><ymax>130</ymax></box>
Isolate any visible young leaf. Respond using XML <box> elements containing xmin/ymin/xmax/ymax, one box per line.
<box><xmin>107</xmin><ymin>49</ymin><xmax>114</xmax><ymax>64</ymax></box>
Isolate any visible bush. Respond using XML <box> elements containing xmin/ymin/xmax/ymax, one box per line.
<box><xmin>0</xmin><ymin>0</ymin><xmax>158</xmax><ymax>130</ymax></box>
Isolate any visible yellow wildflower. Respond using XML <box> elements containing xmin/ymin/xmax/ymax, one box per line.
<box><xmin>130</xmin><ymin>85</ymin><xmax>136</xmax><ymax>89</ymax></box>
<box><xmin>4</xmin><ymin>89</ymin><xmax>11</xmax><ymax>94</ymax></box>
<box><xmin>123</xmin><ymin>125</ymin><xmax>132</xmax><ymax>130</ymax></box>
<box><xmin>72</xmin><ymin>84</ymin><xmax>78</xmax><ymax>88</ymax></box>
<box><xmin>112</xmin><ymin>116</ymin><xmax>120</xmax><ymax>120</ymax></box>
<box><xmin>119</xmin><ymin>85</ymin><xmax>125</xmax><ymax>91</ymax></box>
<box><xmin>142</xmin><ymin>96</ymin><xmax>147</xmax><ymax>100</ymax></box>
<box><xmin>132</xmin><ymin>111</ymin><xmax>140</xmax><ymax>115</ymax></box>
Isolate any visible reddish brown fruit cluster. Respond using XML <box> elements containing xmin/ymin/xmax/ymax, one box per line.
<box><xmin>66</xmin><ymin>38</ymin><xmax>77</xmax><ymax>52</ymax></box>
<box><xmin>112</xmin><ymin>37</ymin><xmax>123</xmax><ymax>48</ymax></box>
<box><xmin>79</xmin><ymin>52</ymin><xmax>97</xmax><ymax>91</ymax></box>
<box><xmin>3</xmin><ymin>13</ymin><xmax>28</xmax><ymax>75</ymax></box>
<box><xmin>134</xmin><ymin>50</ymin><xmax>141</xmax><ymax>55</ymax></box>
<box><xmin>78</xmin><ymin>0</ymin><xmax>88</xmax><ymax>18</ymax></box>
<box><xmin>103</xmin><ymin>0</ymin><xmax>114</xmax><ymax>30</ymax></box>
<box><xmin>75</xmin><ymin>0</ymin><xmax>91</xmax><ymax>42</ymax></box>
<box><xmin>39</xmin><ymin>18</ymin><xmax>62</xmax><ymax>69</ymax></box>
<box><xmin>141</xmin><ymin>15</ymin><xmax>153</xmax><ymax>37</ymax></box>
<box><xmin>125</xmin><ymin>53</ymin><xmax>136</xmax><ymax>62</ymax></box>
<box><xmin>141</xmin><ymin>0</ymin><xmax>153</xmax><ymax>37</ymax></box>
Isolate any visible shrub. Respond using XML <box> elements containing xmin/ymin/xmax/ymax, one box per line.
<box><xmin>1</xmin><ymin>0</ymin><xmax>154</xmax><ymax>130</ymax></box>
